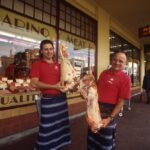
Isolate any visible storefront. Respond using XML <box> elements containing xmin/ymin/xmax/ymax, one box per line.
<box><xmin>0</xmin><ymin>0</ymin><xmax>97</xmax><ymax>138</ymax></box>
<box><xmin>0</xmin><ymin>0</ymin><xmax>143</xmax><ymax>140</ymax></box>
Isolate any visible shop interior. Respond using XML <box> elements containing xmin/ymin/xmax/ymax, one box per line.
<box><xmin>0</xmin><ymin>31</ymin><xmax>96</xmax><ymax>93</ymax></box>
<box><xmin>0</xmin><ymin>31</ymin><xmax>40</xmax><ymax>91</ymax></box>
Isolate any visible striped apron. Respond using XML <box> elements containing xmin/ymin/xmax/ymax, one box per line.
<box><xmin>35</xmin><ymin>93</ymin><xmax>71</xmax><ymax>150</ymax></box>
<box><xmin>87</xmin><ymin>103</ymin><xmax>117</xmax><ymax>150</ymax></box>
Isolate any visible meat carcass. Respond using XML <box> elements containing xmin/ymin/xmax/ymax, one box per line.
<box><xmin>79</xmin><ymin>71</ymin><xmax>102</xmax><ymax>133</ymax></box>
<box><xmin>59</xmin><ymin>44</ymin><xmax>77</xmax><ymax>91</ymax></box>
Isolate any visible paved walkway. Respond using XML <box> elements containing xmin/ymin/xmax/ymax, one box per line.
<box><xmin>1</xmin><ymin>97</ymin><xmax>150</xmax><ymax>150</ymax></box>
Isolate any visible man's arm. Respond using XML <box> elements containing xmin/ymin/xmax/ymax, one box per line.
<box><xmin>101</xmin><ymin>99</ymin><xmax>124</xmax><ymax>128</ymax></box>
<box><xmin>30</xmin><ymin>77</ymin><xmax>61</xmax><ymax>90</ymax></box>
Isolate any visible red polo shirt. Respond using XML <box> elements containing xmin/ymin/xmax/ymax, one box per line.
<box><xmin>97</xmin><ymin>69</ymin><xmax>131</xmax><ymax>104</ymax></box>
<box><xmin>30</xmin><ymin>60</ymin><xmax>61</xmax><ymax>95</ymax></box>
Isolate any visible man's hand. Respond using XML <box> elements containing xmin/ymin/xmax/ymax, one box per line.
<box><xmin>101</xmin><ymin>117</ymin><xmax>112</xmax><ymax>128</ymax></box>
<box><xmin>56</xmin><ymin>81</ymin><xmax>68</xmax><ymax>92</ymax></box>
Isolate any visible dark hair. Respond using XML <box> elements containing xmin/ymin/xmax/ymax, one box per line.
<box><xmin>39</xmin><ymin>39</ymin><xmax>54</xmax><ymax>58</ymax></box>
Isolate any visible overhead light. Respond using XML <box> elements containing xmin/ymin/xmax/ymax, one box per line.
<box><xmin>0</xmin><ymin>38</ymin><xmax>8</xmax><ymax>42</ymax></box>
<box><xmin>0</xmin><ymin>31</ymin><xmax>16</xmax><ymax>38</ymax></box>
<box><xmin>16</xmin><ymin>35</ymin><xmax>22</xmax><ymax>39</ymax></box>
<box><xmin>22</xmin><ymin>37</ymin><xmax>37</xmax><ymax>42</ymax></box>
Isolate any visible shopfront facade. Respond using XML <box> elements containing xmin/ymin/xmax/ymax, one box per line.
<box><xmin>0</xmin><ymin>0</ymin><xmax>144</xmax><ymax>140</ymax></box>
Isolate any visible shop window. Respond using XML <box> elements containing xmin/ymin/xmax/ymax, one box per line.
<box><xmin>59</xmin><ymin>37</ymin><xmax>96</xmax><ymax>91</ymax></box>
<box><xmin>60</xmin><ymin>20</ymin><xmax>65</xmax><ymax>29</ymax></box>
<box><xmin>76</xmin><ymin>20</ymin><xmax>80</xmax><ymax>27</ymax></box>
<box><xmin>60</xmin><ymin>11</ymin><xmax>65</xmax><ymax>20</ymax></box>
<box><xmin>59</xmin><ymin>1</ymin><xmax>97</xmax><ymax>43</ymax></box>
<box><xmin>35</xmin><ymin>9</ymin><xmax>42</xmax><ymax>21</ymax></box>
<box><xmin>1</xmin><ymin>0</ymin><xmax>13</xmax><ymax>9</ymax></box>
<box><xmin>81</xmin><ymin>30</ymin><xmax>85</xmax><ymax>37</ymax></box>
<box><xmin>51</xmin><ymin>16</ymin><xmax>56</xmax><ymax>26</ymax></box>
<box><xmin>66</xmin><ymin>14</ymin><xmax>71</xmax><ymax>23</ymax></box>
<box><xmin>72</xmin><ymin>9</ymin><xmax>76</xmax><ymax>17</ymax></box>
<box><xmin>43</xmin><ymin>13</ymin><xmax>50</xmax><ymax>24</ymax></box>
<box><xmin>51</xmin><ymin>7</ymin><xmax>56</xmax><ymax>16</ymax></box>
<box><xmin>35</xmin><ymin>0</ymin><xmax>43</xmax><ymax>9</ymax></box>
<box><xmin>14</xmin><ymin>0</ymin><xmax>24</xmax><ymax>14</ymax></box>
<box><xmin>60</xmin><ymin>3</ymin><xmax>65</xmax><ymax>11</ymax></box>
<box><xmin>76</xmin><ymin>28</ymin><xmax>80</xmax><ymax>35</ymax></box>
<box><xmin>144</xmin><ymin>45</ymin><xmax>150</xmax><ymax>72</ymax></box>
<box><xmin>25</xmin><ymin>0</ymin><xmax>34</xmax><ymax>6</ymax></box>
<box><xmin>66</xmin><ymin>23</ymin><xmax>71</xmax><ymax>32</ymax></box>
<box><xmin>110</xmin><ymin>30</ymin><xmax>140</xmax><ymax>87</ymax></box>
<box><xmin>71</xmin><ymin>17</ymin><xmax>76</xmax><ymax>26</ymax></box>
<box><xmin>71</xmin><ymin>26</ymin><xmax>76</xmax><ymax>34</ymax></box>
<box><xmin>44</xmin><ymin>2</ymin><xmax>51</xmax><ymax>13</ymax></box>
<box><xmin>25</xmin><ymin>4</ymin><xmax>34</xmax><ymax>17</ymax></box>
<box><xmin>51</xmin><ymin>0</ymin><xmax>57</xmax><ymax>6</ymax></box>
<box><xmin>66</xmin><ymin>7</ymin><xmax>70</xmax><ymax>14</ymax></box>
<box><xmin>77</xmin><ymin>13</ymin><xmax>80</xmax><ymax>20</ymax></box>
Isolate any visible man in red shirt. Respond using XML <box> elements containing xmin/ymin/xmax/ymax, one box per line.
<box><xmin>87</xmin><ymin>51</ymin><xmax>131</xmax><ymax>150</ymax></box>
<box><xmin>30</xmin><ymin>39</ymin><xmax>71</xmax><ymax>150</ymax></box>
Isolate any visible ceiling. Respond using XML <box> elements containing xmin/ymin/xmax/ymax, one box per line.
<box><xmin>95</xmin><ymin>0</ymin><xmax>150</xmax><ymax>45</ymax></box>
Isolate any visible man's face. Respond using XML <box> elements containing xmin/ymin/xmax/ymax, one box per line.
<box><xmin>111</xmin><ymin>52</ymin><xmax>127</xmax><ymax>71</ymax></box>
<box><xmin>41</xmin><ymin>43</ymin><xmax>54</xmax><ymax>60</ymax></box>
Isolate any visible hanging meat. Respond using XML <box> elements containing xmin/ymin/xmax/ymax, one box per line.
<box><xmin>79</xmin><ymin>71</ymin><xmax>103</xmax><ymax>133</ymax></box>
<box><xmin>59</xmin><ymin>44</ymin><xmax>77</xmax><ymax>91</ymax></box>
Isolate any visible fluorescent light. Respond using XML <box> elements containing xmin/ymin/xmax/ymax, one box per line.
<box><xmin>0</xmin><ymin>38</ymin><xmax>8</xmax><ymax>42</ymax></box>
<box><xmin>22</xmin><ymin>37</ymin><xmax>36</xmax><ymax>42</ymax></box>
<box><xmin>16</xmin><ymin>35</ymin><xmax>22</xmax><ymax>39</ymax></box>
<box><xmin>0</xmin><ymin>31</ymin><xmax>16</xmax><ymax>37</ymax></box>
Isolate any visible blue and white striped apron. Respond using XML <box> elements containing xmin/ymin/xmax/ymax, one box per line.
<box><xmin>87</xmin><ymin>120</ymin><xmax>117</xmax><ymax>150</ymax></box>
<box><xmin>87</xmin><ymin>103</ymin><xmax>117</xmax><ymax>150</ymax></box>
<box><xmin>35</xmin><ymin>94</ymin><xmax>71</xmax><ymax>150</ymax></box>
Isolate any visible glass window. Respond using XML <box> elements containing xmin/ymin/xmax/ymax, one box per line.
<box><xmin>66</xmin><ymin>14</ymin><xmax>70</xmax><ymax>23</ymax></box>
<box><xmin>35</xmin><ymin>9</ymin><xmax>42</xmax><ymax>20</ymax></box>
<box><xmin>14</xmin><ymin>0</ymin><xmax>24</xmax><ymax>13</ymax></box>
<box><xmin>43</xmin><ymin>13</ymin><xmax>50</xmax><ymax>24</ymax></box>
<box><xmin>71</xmin><ymin>17</ymin><xmax>76</xmax><ymax>26</ymax></box>
<box><xmin>25</xmin><ymin>0</ymin><xmax>34</xmax><ymax>6</ymax></box>
<box><xmin>60</xmin><ymin>11</ymin><xmax>65</xmax><ymax>20</ymax></box>
<box><xmin>71</xmin><ymin>26</ymin><xmax>76</xmax><ymax>34</ymax></box>
<box><xmin>44</xmin><ymin>2</ymin><xmax>51</xmax><ymax>13</ymax></box>
<box><xmin>51</xmin><ymin>0</ymin><xmax>56</xmax><ymax>6</ymax></box>
<box><xmin>59</xmin><ymin>20</ymin><xmax>65</xmax><ymax>29</ymax></box>
<box><xmin>66</xmin><ymin>23</ymin><xmax>70</xmax><ymax>32</ymax></box>
<box><xmin>35</xmin><ymin>0</ymin><xmax>43</xmax><ymax>9</ymax></box>
<box><xmin>76</xmin><ymin>28</ymin><xmax>80</xmax><ymax>35</ymax></box>
<box><xmin>110</xmin><ymin>30</ymin><xmax>140</xmax><ymax>87</ymax></box>
<box><xmin>66</xmin><ymin>7</ymin><xmax>70</xmax><ymax>14</ymax></box>
<box><xmin>51</xmin><ymin>16</ymin><xmax>56</xmax><ymax>26</ymax></box>
<box><xmin>59</xmin><ymin>38</ymin><xmax>96</xmax><ymax>79</ymax></box>
<box><xmin>1</xmin><ymin>0</ymin><xmax>13</xmax><ymax>9</ymax></box>
<box><xmin>25</xmin><ymin>4</ymin><xmax>34</xmax><ymax>17</ymax></box>
<box><xmin>51</xmin><ymin>7</ymin><xmax>56</xmax><ymax>16</ymax></box>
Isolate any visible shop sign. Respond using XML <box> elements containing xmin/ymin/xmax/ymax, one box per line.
<box><xmin>0</xmin><ymin>91</ymin><xmax>40</xmax><ymax>109</ymax></box>
<box><xmin>139</xmin><ymin>25</ymin><xmax>150</xmax><ymax>38</ymax></box>
<box><xmin>0</xmin><ymin>8</ymin><xmax>56</xmax><ymax>39</ymax></box>
<box><xmin>60</xmin><ymin>31</ymin><xmax>95</xmax><ymax>50</ymax></box>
